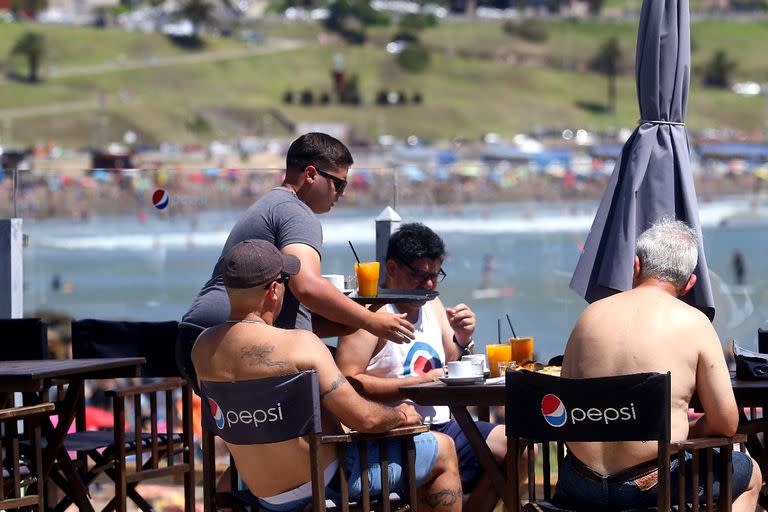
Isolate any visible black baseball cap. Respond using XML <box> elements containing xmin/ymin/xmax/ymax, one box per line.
<box><xmin>222</xmin><ymin>240</ymin><xmax>300</xmax><ymax>289</ymax></box>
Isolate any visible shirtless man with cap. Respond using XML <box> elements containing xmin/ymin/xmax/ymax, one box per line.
<box><xmin>192</xmin><ymin>239</ymin><xmax>462</xmax><ymax>512</ymax></box>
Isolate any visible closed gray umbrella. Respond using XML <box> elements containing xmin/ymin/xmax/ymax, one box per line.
<box><xmin>569</xmin><ymin>0</ymin><xmax>714</xmax><ymax>319</ymax></box>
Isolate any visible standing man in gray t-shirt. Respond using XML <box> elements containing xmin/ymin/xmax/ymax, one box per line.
<box><xmin>176</xmin><ymin>132</ymin><xmax>416</xmax><ymax>388</ymax></box>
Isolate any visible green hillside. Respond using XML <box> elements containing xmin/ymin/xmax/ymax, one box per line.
<box><xmin>1</xmin><ymin>19</ymin><xmax>766</xmax><ymax>147</ymax></box>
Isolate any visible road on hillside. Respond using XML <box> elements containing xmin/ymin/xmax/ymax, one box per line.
<box><xmin>48</xmin><ymin>37</ymin><xmax>305</xmax><ymax>78</ymax></box>
<box><xmin>0</xmin><ymin>38</ymin><xmax>306</xmax><ymax>120</ymax></box>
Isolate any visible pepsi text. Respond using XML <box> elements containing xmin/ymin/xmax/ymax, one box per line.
<box><xmin>224</xmin><ymin>403</ymin><xmax>284</xmax><ymax>428</ymax></box>
<box><xmin>570</xmin><ymin>403</ymin><xmax>637</xmax><ymax>425</ymax></box>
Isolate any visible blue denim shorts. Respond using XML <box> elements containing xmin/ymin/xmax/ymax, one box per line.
<box><xmin>554</xmin><ymin>450</ymin><xmax>753</xmax><ymax>511</ymax></box>
<box><xmin>431</xmin><ymin>419</ymin><xmax>497</xmax><ymax>490</ymax></box>
<box><xmin>243</xmin><ymin>432</ymin><xmax>438</xmax><ymax>512</ymax></box>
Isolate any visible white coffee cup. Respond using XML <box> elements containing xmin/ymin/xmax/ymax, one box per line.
<box><xmin>461</xmin><ymin>354</ymin><xmax>488</xmax><ymax>374</ymax></box>
<box><xmin>446</xmin><ymin>360</ymin><xmax>476</xmax><ymax>378</ymax></box>
<box><xmin>322</xmin><ymin>274</ymin><xmax>345</xmax><ymax>291</ymax></box>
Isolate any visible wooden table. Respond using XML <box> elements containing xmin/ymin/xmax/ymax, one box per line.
<box><xmin>400</xmin><ymin>379</ymin><xmax>510</xmax><ymax>508</ymax></box>
<box><xmin>401</xmin><ymin>375</ymin><xmax>768</xmax><ymax>511</ymax></box>
<box><xmin>694</xmin><ymin>376</ymin><xmax>768</xmax><ymax>510</ymax></box>
<box><xmin>0</xmin><ymin>358</ymin><xmax>145</xmax><ymax>512</ymax></box>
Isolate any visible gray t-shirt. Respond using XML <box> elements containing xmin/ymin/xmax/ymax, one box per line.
<box><xmin>182</xmin><ymin>188</ymin><xmax>322</xmax><ymax>331</ymax></box>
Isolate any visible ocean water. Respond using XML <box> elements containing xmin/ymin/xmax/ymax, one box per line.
<box><xmin>21</xmin><ymin>197</ymin><xmax>768</xmax><ymax>362</ymax></box>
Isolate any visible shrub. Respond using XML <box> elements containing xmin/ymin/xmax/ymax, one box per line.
<box><xmin>283</xmin><ymin>90</ymin><xmax>294</xmax><ymax>104</ymax></box>
<box><xmin>412</xmin><ymin>91</ymin><xmax>423</xmax><ymax>104</ymax></box>
<box><xmin>397</xmin><ymin>43</ymin><xmax>430</xmax><ymax>73</ymax></box>
<box><xmin>503</xmin><ymin>19</ymin><xmax>548</xmax><ymax>42</ymax></box>
<box><xmin>319</xmin><ymin>92</ymin><xmax>331</xmax><ymax>105</ymax></box>
<box><xmin>300</xmin><ymin>89</ymin><xmax>314</xmax><ymax>105</ymax></box>
<box><xmin>376</xmin><ymin>89</ymin><xmax>389</xmax><ymax>105</ymax></box>
<box><xmin>399</xmin><ymin>12</ymin><xmax>437</xmax><ymax>32</ymax></box>
<box><xmin>702</xmin><ymin>49</ymin><xmax>736</xmax><ymax>88</ymax></box>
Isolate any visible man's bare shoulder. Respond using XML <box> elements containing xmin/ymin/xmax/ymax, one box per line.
<box><xmin>570</xmin><ymin>294</ymin><xmax>619</xmax><ymax>329</ymax></box>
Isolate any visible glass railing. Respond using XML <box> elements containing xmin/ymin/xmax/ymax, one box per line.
<box><xmin>3</xmin><ymin>157</ymin><xmax>767</xmax><ymax>363</ymax></box>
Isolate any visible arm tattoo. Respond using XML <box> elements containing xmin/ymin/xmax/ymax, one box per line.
<box><xmin>422</xmin><ymin>488</ymin><xmax>461</xmax><ymax>508</ymax></box>
<box><xmin>240</xmin><ymin>345</ymin><xmax>286</xmax><ymax>368</ymax></box>
<box><xmin>320</xmin><ymin>373</ymin><xmax>347</xmax><ymax>400</ymax></box>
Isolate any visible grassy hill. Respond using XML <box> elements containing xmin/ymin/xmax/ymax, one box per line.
<box><xmin>0</xmin><ymin>18</ymin><xmax>766</xmax><ymax>147</ymax></box>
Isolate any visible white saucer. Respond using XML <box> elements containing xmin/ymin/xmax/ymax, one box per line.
<box><xmin>438</xmin><ymin>375</ymin><xmax>484</xmax><ymax>385</ymax></box>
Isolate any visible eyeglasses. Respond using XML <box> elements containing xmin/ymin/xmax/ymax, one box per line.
<box><xmin>399</xmin><ymin>260</ymin><xmax>446</xmax><ymax>284</ymax></box>
<box><xmin>264</xmin><ymin>273</ymin><xmax>291</xmax><ymax>289</ymax></box>
<box><xmin>317</xmin><ymin>169</ymin><xmax>348</xmax><ymax>195</ymax></box>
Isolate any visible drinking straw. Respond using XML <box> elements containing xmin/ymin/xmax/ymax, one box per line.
<box><xmin>348</xmin><ymin>241</ymin><xmax>361</xmax><ymax>264</ymax></box>
<box><xmin>497</xmin><ymin>318</ymin><xmax>502</xmax><ymax>344</ymax></box>
<box><xmin>506</xmin><ymin>314</ymin><xmax>518</xmax><ymax>338</ymax></box>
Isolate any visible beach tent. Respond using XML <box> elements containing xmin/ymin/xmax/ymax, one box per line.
<box><xmin>570</xmin><ymin>0</ymin><xmax>715</xmax><ymax>319</ymax></box>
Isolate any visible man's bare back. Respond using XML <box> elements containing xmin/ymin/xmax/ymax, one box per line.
<box><xmin>193</xmin><ymin>321</ymin><xmax>347</xmax><ymax>496</ymax></box>
<box><xmin>562</xmin><ymin>286</ymin><xmax>737</xmax><ymax>474</ymax></box>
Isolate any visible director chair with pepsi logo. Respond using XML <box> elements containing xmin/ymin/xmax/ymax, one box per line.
<box><xmin>200</xmin><ymin>370</ymin><xmax>429</xmax><ymax>512</ymax></box>
<box><xmin>505</xmin><ymin>370</ymin><xmax>746</xmax><ymax>512</ymax></box>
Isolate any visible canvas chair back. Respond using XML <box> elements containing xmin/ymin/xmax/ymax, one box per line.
<box><xmin>505</xmin><ymin>370</ymin><xmax>670</xmax><ymax>442</ymax></box>
<box><xmin>201</xmin><ymin>370</ymin><xmax>333</xmax><ymax>510</ymax></box>
<box><xmin>505</xmin><ymin>370</ymin><xmax>673</xmax><ymax>512</ymax></box>
<box><xmin>72</xmin><ymin>319</ymin><xmax>180</xmax><ymax>377</ymax></box>
<box><xmin>200</xmin><ymin>371</ymin><xmax>322</xmax><ymax>445</ymax></box>
<box><xmin>0</xmin><ymin>318</ymin><xmax>48</xmax><ymax>360</ymax></box>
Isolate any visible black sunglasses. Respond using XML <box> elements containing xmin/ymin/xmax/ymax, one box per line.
<box><xmin>399</xmin><ymin>260</ymin><xmax>446</xmax><ymax>284</ymax></box>
<box><xmin>264</xmin><ymin>273</ymin><xmax>291</xmax><ymax>289</ymax></box>
<box><xmin>317</xmin><ymin>169</ymin><xmax>348</xmax><ymax>194</ymax></box>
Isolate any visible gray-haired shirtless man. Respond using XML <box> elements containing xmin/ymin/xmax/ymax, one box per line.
<box><xmin>559</xmin><ymin>218</ymin><xmax>761</xmax><ymax>511</ymax></box>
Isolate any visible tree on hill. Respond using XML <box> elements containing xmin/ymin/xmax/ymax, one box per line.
<box><xmin>589</xmin><ymin>36</ymin><xmax>623</xmax><ymax>112</ymax></box>
<box><xmin>326</xmin><ymin>0</ymin><xmax>389</xmax><ymax>44</ymax></box>
<box><xmin>702</xmin><ymin>50</ymin><xmax>736</xmax><ymax>88</ymax></box>
<box><xmin>10</xmin><ymin>31</ymin><xmax>45</xmax><ymax>83</ymax></box>
<box><xmin>397</xmin><ymin>43</ymin><xmax>430</xmax><ymax>73</ymax></box>
<box><xmin>178</xmin><ymin>0</ymin><xmax>214</xmax><ymax>37</ymax></box>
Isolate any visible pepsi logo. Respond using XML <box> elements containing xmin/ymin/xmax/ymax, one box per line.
<box><xmin>208</xmin><ymin>398</ymin><xmax>225</xmax><ymax>429</ymax></box>
<box><xmin>541</xmin><ymin>394</ymin><xmax>567</xmax><ymax>427</ymax></box>
<box><xmin>152</xmin><ymin>189</ymin><xmax>169</xmax><ymax>210</ymax></box>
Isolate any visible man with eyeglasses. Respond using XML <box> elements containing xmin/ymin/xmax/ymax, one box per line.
<box><xmin>336</xmin><ymin>223</ymin><xmax>510</xmax><ymax>509</ymax></box>
<box><xmin>177</xmin><ymin>133</ymin><xmax>416</xmax><ymax>391</ymax></box>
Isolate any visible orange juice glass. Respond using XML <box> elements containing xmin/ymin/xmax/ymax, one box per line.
<box><xmin>509</xmin><ymin>336</ymin><xmax>534</xmax><ymax>363</ymax></box>
<box><xmin>486</xmin><ymin>344</ymin><xmax>512</xmax><ymax>378</ymax></box>
<box><xmin>355</xmin><ymin>262</ymin><xmax>380</xmax><ymax>297</ymax></box>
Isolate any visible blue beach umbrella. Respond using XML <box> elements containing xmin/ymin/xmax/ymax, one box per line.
<box><xmin>569</xmin><ymin>0</ymin><xmax>714</xmax><ymax>319</ymax></box>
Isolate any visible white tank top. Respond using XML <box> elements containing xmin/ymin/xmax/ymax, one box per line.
<box><xmin>365</xmin><ymin>303</ymin><xmax>451</xmax><ymax>425</ymax></box>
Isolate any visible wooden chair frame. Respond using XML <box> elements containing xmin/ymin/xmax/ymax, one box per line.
<box><xmin>505</xmin><ymin>371</ymin><xmax>747</xmax><ymax>512</ymax></box>
<box><xmin>200</xmin><ymin>370</ymin><xmax>428</xmax><ymax>512</ymax></box>
<box><xmin>202</xmin><ymin>424</ymin><xmax>428</xmax><ymax>512</ymax></box>
<box><xmin>0</xmin><ymin>403</ymin><xmax>54</xmax><ymax>511</ymax></box>
<box><xmin>52</xmin><ymin>319</ymin><xmax>196</xmax><ymax>512</ymax></box>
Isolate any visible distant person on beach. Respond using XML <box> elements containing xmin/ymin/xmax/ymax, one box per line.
<box><xmin>336</xmin><ymin>223</ymin><xmax>514</xmax><ymax>509</ymax></box>
<box><xmin>731</xmin><ymin>250</ymin><xmax>746</xmax><ymax>286</ymax></box>
<box><xmin>481</xmin><ymin>253</ymin><xmax>497</xmax><ymax>290</ymax></box>
<box><xmin>559</xmin><ymin>218</ymin><xmax>761</xmax><ymax>511</ymax></box>
<box><xmin>191</xmin><ymin>240</ymin><xmax>462</xmax><ymax>512</ymax></box>
<box><xmin>177</xmin><ymin>133</ymin><xmax>416</xmax><ymax>390</ymax></box>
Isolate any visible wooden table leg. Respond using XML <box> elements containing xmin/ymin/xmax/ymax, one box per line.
<box><xmin>737</xmin><ymin>407</ymin><xmax>768</xmax><ymax>510</ymax></box>
<box><xmin>39</xmin><ymin>380</ymin><xmax>96</xmax><ymax>512</ymax></box>
<box><xmin>449</xmin><ymin>406</ymin><xmax>509</xmax><ymax>510</ymax></box>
